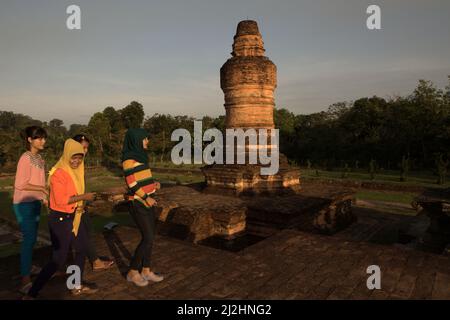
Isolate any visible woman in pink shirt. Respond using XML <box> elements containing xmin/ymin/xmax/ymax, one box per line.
<box><xmin>13</xmin><ymin>126</ymin><xmax>48</xmax><ymax>294</ymax></box>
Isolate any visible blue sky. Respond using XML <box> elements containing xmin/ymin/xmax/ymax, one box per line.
<box><xmin>1</xmin><ymin>0</ymin><xmax>449</xmax><ymax>126</ymax></box>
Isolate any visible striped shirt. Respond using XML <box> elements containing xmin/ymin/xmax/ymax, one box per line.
<box><xmin>122</xmin><ymin>159</ymin><xmax>157</xmax><ymax>207</ymax></box>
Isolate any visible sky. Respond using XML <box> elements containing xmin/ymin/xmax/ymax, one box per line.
<box><xmin>1</xmin><ymin>0</ymin><xmax>449</xmax><ymax>126</ymax></box>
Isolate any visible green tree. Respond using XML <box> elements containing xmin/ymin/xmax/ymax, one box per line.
<box><xmin>87</xmin><ymin>112</ymin><xmax>111</xmax><ymax>166</ymax></box>
<box><xmin>144</xmin><ymin>114</ymin><xmax>194</xmax><ymax>163</ymax></box>
<box><xmin>103</xmin><ymin>106</ymin><xmax>123</xmax><ymax>134</ymax></box>
<box><xmin>411</xmin><ymin>79</ymin><xmax>446</xmax><ymax>166</ymax></box>
<box><xmin>399</xmin><ymin>155</ymin><xmax>409</xmax><ymax>182</ymax></box>
<box><xmin>435</xmin><ymin>153</ymin><xmax>449</xmax><ymax>185</ymax></box>
<box><xmin>369</xmin><ymin>159</ymin><xmax>376</xmax><ymax>180</ymax></box>
<box><xmin>120</xmin><ymin>101</ymin><xmax>145</xmax><ymax>129</ymax></box>
<box><xmin>68</xmin><ymin>124</ymin><xmax>88</xmax><ymax>137</ymax></box>
<box><xmin>49</xmin><ymin>119</ymin><xmax>64</xmax><ymax>129</ymax></box>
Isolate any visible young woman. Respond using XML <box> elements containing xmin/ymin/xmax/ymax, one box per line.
<box><xmin>72</xmin><ymin>134</ymin><xmax>90</xmax><ymax>154</ymax></box>
<box><xmin>73</xmin><ymin>134</ymin><xmax>114</xmax><ymax>271</ymax></box>
<box><xmin>25</xmin><ymin>139</ymin><xmax>97</xmax><ymax>298</ymax></box>
<box><xmin>122</xmin><ymin>128</ymin><xmax>163</xmax><ymax>287</ymax></box>
<box><xmin>13</xmin><ymin>126</ymin><xmax>48</xmax><ymax>294</ymax></box>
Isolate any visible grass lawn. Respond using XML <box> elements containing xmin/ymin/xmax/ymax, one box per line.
<box><xmin>354</xmin><ymin>190</ymin><xmax>416</xmax><ymax>205</ymax></box>
<box><xmin>301</xmin><ymin>168</ymin><xmax>450</xmax><ymax>189</ymax></box>
<box><xmin>86</xmin><ymin>166</ymin><xmax>204</xmax><ymax>189</ymax></box>
<box><xmin>0</xmin><ymin>177</ymin><xmax>14</xmax><ymax>189</ymax></box>
<box><xmin>150</xmin><ymin>161</ymin><xmax>203</xmax><ymax>169</ymax></box>
<box><xmin>153</xmin><ymin>172</ymin><xmax>203</xmax><ymax>184</ymax></box>
<box><xmin>0</xmin><ymin>190</ymin><xmax>16</xmax><ymax>221</ymax></box>
<box><xmin>86</xmin><ymin>175</ymin><xmax>124</xmax><ymax>192</ymax></box>
<box><xmin>0</xmin><ymin>242</ymin><xmax>22</xmax><ymax>259</ymax></box>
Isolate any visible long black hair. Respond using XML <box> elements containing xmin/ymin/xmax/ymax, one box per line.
<box><xmin>72</xmin><ymin>134</ymin><xmax>90</xmax><ymax>144</ymax></box>
<box><xmin>22</xmin><ymin>126</ymin><xmax>47</xmax><ymax>150</ymax></box>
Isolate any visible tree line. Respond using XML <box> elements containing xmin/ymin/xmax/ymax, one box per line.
<box><xmin>1</xmin><ymin>77</ymin><xmax>449</xmax><ymax>182</ymax></box>
<box><xmin>277</xmin><ymin>78</ymin><xmax>450</xmax><ymax>181</ymax></box>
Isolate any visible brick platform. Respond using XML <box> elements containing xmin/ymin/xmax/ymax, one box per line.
<box><xmin>1</xmin><ymin>223</ymin><xmax>449</xmax><ymax>300</ymax></box>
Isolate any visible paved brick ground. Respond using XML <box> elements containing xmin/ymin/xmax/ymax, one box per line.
<box><xmin>1</xmin><ymin>223</ymin><xmax>449</xmax><ymax>300</ymax></box>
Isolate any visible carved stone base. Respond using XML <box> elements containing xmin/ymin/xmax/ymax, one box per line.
<box><xmin>153</xmin><ymin>184</ymin><xmax>355</xmax><ymax>243</ymax></box>
<box><xmin>244</xmin><ymin>183</ymin><xmax>356</xmax><ymax>237</ymax></box>
<box><xmin>88</xmin><ymin>182</ymin><xmax>356</xmax><ymax>245</ymax></box>
<box><xmin>154</xmin><ymin>186</ymin><xmax>247</xmax><ymax>243</ymax></box>
<box><xmin>201</xmin><ymin>163</ymin><xmax>301</xmax><ymax>196</ymax></box>
<box><xmin>415</xmin><ymin>188</ymin><xmax>450</xmax><ymax>254</ymax></box>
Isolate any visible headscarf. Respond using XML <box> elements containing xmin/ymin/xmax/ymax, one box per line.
<box><xmin>48</xmin><ymin>139</ymin><xmax>85</xmax><ymax>236</ymax></box>
<box><xmin>121</xmin><ymin>128</ymin><xmax>149</xmax><ymax>163</ymax></box>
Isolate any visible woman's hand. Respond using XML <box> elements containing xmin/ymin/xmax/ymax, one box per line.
<box><xmin>41</xmin><ymin>199</ymin><xmax>49</xmax><ymax>207</ymax></box>
<box><xmin>145</xmin><ymin>197</ymin><xmax>157</xmax><ymax>207</ymax></box>
<box><xmin>155</xmin><ymin>182</ymin><xmax>161</xmax><ymax>190</ymax></box>
<box><xmin>41</xmin><ymin>187</ymin><xmax>49</xmax><ymax>197</ymax></box>
<box><xmin>69</xmin><ymin>192</ymin><xmax>96</xmax><ymax>204</ymax></box>
<box><xmin>83</xmin><ymin>192</ymin><xmax>97</xmax><ymax>202</ymax></box>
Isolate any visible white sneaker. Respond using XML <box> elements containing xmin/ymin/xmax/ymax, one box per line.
<box><xmin>126</xmin><ymin>273</ymin><xmax>148</xmax><ymax>287</ymax></box>
<box><xmin>141</xmin><ymin>271</ymin><xmax>164</xmax><ymax>283</ymax></box>
<box><xmin>19</xmin><ymin>282</ymin><xmax>32</xmax><ymax>295</ymax></box>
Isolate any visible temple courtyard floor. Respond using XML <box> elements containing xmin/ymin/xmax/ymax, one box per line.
<box><xmin>1</xmin><ymin>206</ymin><xmax>449</xmax><ymax>300</ymax></box>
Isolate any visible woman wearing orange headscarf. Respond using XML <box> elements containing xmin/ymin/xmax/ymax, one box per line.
<box><xmin>25</xmin><ymin>139</ymin><xmax>97</xmax><ymax>298</ymax></box>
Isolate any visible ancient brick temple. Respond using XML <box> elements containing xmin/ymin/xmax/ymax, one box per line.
<box><xmin>222</xmin><ymin>19</ymin><xmax>276</xmax><ymax>133</ymax></box>
<box><xmin>202</xmin><ymin>20</ymin><xmax>301</xmax><ymax>195</ymax></box>
<box><xmin>87</xmin><ymin>21</ymin><xmax>354</xmax><ymax>244</ymax></box>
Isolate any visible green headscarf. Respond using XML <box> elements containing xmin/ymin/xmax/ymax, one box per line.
<box><xmin>121</xmin><ymin>128</ymin><xmax>150</xmax><ymax>163</ymax></box>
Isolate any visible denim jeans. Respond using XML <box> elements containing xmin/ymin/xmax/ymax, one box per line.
<box><xmin>13</xmin><ymin>200</ymin><xmax>41</xmax><ymax>276</ymax></box>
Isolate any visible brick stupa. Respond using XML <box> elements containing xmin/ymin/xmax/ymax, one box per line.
<box><xmin>202</xmin><ymin>20</ymin><xmax>301</xmax><ymax>195</ymax></box>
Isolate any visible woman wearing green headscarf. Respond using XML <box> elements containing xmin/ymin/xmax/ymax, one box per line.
<box><xmin>122</xmin><ymin>128</ymin><xmax>164</xmax><ymax>287</ymax></box>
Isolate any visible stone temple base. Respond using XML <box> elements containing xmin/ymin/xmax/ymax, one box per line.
<box><xmin>93</xmin><ymin>183</ymin><xmax>356</xmax><ymax>245</ymax></box>
<box><xmin>151</xmin><ymin>183</ymin><xmax>355</xmax><ymax>243</ymax></box>
<box><xmin>244</xmin><ymin>182</ymin><xmax>356</xmax><ymax>237</ymax></box>
<box><xmin>415</xmin><ymin>188</ymin><xmax>450</xmax><ymax>254</ymax></box>
<box><xmin>154</xmin><ymin>185</ymin><xmax>247</xmax><ymax>243</ymax></box>
<box><xmin>201</xmin><ymin>163</ymin><xmax>301</xmax><ymax>196</ymax></box>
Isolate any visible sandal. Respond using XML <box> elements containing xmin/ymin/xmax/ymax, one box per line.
<box><xmin>71</xmin><ymin>284</ymin><xmax>99</xmax><ymax>296</ymax></box>
<box><xmin>93</xmin><ymin>259</ymin><xmax>115</xmax><ymax>271</ymax></box>
<box><xmin>141</xmin><ymin>271</ymin><xmax>164</xmax><ymax>283</ymax></box>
